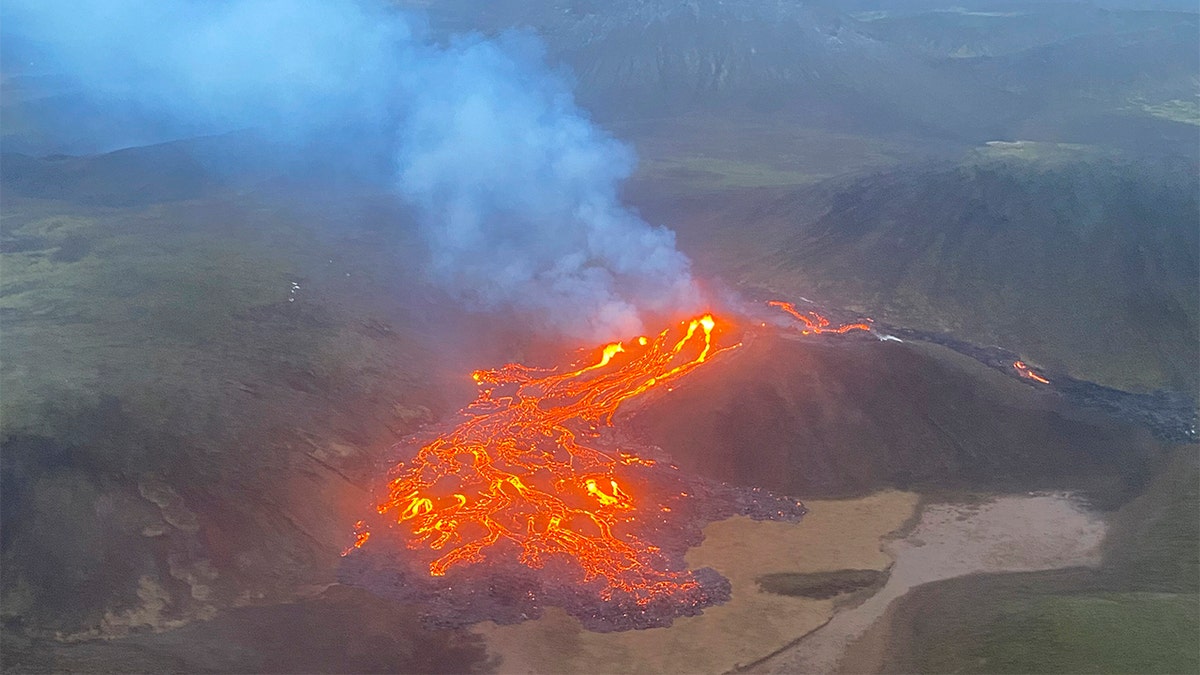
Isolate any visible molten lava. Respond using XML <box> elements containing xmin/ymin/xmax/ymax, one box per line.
<box><xmin>767</xmin><ymin>300</ymin><xmax>871</xmax><ymax>335</ymax></box>
<box><xmin>347</xmin><ymin>300</ymin><xmax>875</xmax><ymax>609</ymax></box>
<box><xmin>1013</xmin><ymin>360</ymin><xmax>1051</xmax><ymax>384</ymax></box>
<box><xmin>348</xmin><ymin>314</ymin><xmax>738</xmax><ymax>604</ymax></box>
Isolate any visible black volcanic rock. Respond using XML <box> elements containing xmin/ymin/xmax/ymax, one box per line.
<box><xmin>339</xmin><ymin>455</ymin><xmax>804</xmax><ymax>632</ymax></box>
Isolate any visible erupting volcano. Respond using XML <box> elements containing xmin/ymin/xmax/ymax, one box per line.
<box><xmin>341</xmin><ymin>302</ymin><xmax>873</xmax><ymax>630</ymax></box>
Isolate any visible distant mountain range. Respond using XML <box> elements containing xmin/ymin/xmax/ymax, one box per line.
<box><xmin>410</xmin><ymin>0</ymin><xmax>1197</xmax><ymax>148</ymax></box>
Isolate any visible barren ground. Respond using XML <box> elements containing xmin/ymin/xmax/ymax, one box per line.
<box><xmin>755</xmin><ymin>493</ymin><xmax>1108</xmax><ymax>674</ymax></box>
<box><xmin>473</xmin><ymin>491</ymin><xmax>920</xmax><ymax>674</ymax></box>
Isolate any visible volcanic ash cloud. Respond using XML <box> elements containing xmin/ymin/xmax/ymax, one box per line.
<box><xmin>2</xmin><ymin>0</ymin><xmax>700</xmax><ymax>340</ymax></box>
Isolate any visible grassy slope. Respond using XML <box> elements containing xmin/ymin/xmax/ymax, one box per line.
<box><xmin>0</xmin><ymin>159</ymin><xmax>458</xmax><ymax>644</ymax></box>
<box><xmin>720</xmin><ymin>157</ymin><xmax>1199</xmax><ymax>394</ymax></box>
<box><xmin>1103</xmin><ymin>448</ymin><xmax>1200</xmax><ymax>594</ymax></box>
<box><xmin>875</xmin><ymin>447</ymin><xmax>1199</xmax><ymax>674</ymax></box>
<box><xmin>615</xmin><ymin>116</ymin><xmax>952</xmax><ymax>195</ymax></box>
<box><xmin>956</xmin><ymin>593</ymin><xmax>1198</xmax><ymax>674</ymax></box>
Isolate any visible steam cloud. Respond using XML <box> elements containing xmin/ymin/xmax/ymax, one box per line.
<box><xmin>2</xmin><ymin>0</ymin><xmax>699</xmax><ymax>339</ymax></box>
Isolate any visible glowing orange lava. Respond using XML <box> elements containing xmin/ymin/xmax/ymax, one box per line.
<box><xmin>348</xmin><ymin>314</ymin><xmax>738</xmax><ymax>604</ymax></box>
<box><xmin>1013</xmin><ymin>360</ymin><xmax>1051</xmax><ymax>384</ymax></box>
<box><xmin>767</xmin><ymin>300</ymin><xmax>872</xmax><ymax>335</ymax></box>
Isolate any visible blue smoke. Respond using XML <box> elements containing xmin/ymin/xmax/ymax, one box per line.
<box><xmin>1</xmin><ymin>0</ymin><xmax>699</xmax><ymax>339</ymax></box>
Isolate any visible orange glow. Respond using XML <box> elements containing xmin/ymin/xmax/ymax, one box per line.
<box><xmin>341</xmin><ymin>520</ymin><xmax>371</xmax><ymax>556</ymax></box>
<box><xmin>1013</xmin><ymin>360</ymin><xmax>1051</xmax><ymax>384</ymax></box>
<box><xmin>768</xmin><ymin>300</ymin><xmax>872</xmax><ymax>334</ymax></box>
<box><xmin>348</xmin><ymin>314</ymin><xmax>737</xmax><ymax>604</ymax></box>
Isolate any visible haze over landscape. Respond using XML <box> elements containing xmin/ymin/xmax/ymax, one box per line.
<box><xmin>1</xmin><ymin>0</ymin><xmax>1197</xmax><ymax>673</ymax></box>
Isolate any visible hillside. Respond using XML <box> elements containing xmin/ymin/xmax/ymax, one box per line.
<box><xmin>661</xmin><ymin>157</ymin><xmax>1199</xmax><ymax>394</ymax></box>
<box><xmin>627</xmin><ymin>333</ymin><xmax>1169</xmax><ymax>507</ymax></box>
<box><xmin>407</xmin><ymin>0</ymin><xmax>1197</xmax><ymax>150</ymax></box>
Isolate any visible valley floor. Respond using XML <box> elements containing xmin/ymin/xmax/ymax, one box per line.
<box><xmin>756</xmin><ymin>493</ymin><xmax>1107</xmax><ymax>674</ymax></box>
<box><xmin>472</xmin><ymin>489</ymin><xmax>1128</xmax><ymax>674</ymax></box>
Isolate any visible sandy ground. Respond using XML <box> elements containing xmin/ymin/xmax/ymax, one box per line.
<box><xmin>754</xmin><ymin>492</ymin><xmax>1108</xmax><ymax>674</ymax></box>
<box><xmin>473</xmin><ymin>490</ymin><xmax>920</xmax><ymax>674</ymax></box>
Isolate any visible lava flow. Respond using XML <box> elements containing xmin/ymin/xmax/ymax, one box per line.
<box><xmin>767</xmin><ymin>300</ymin><xmax>872</xmax><ymax>335</ymax></box>
<box><xmin>1013</xmin><ymin>360</ymin><xmax>1051</xmax><ymax>384</ymax></box>
<box><xmin>347</xmin><ymin>314</ymin><xmax>739</xmax><ymax>605</ymax></box>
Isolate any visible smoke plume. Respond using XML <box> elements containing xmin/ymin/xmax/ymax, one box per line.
<box><xmin>1</xmin><ymin>0</ymin><xmax>699</xmax><ymax>339</ymax></box>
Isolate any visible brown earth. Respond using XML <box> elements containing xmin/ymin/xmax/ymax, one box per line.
<box><xmin>474</xmin><ymin>491</ymin><xmax>920</xmax><ymax>674</ymax></box>
<box><xmin>626</xmin><ymin>332</ymin><xmax>1171</xmax><ymax>507</ymax></box>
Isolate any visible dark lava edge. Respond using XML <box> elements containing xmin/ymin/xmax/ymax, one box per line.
<box><xmin>339</xmin><ymin>458</ymin><xmax>805</xmax><ymax>633</ymax></box>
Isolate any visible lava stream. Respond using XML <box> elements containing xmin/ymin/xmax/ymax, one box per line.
<box><xmin>767</xmin><ymin>300</ymin><xmax>872</xmax><ymax>335</ymax></box>
<box><xmin>1013</xmin><ymin>360</ymin><xmax>1051</xmax><ymax>384</ymax></box>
